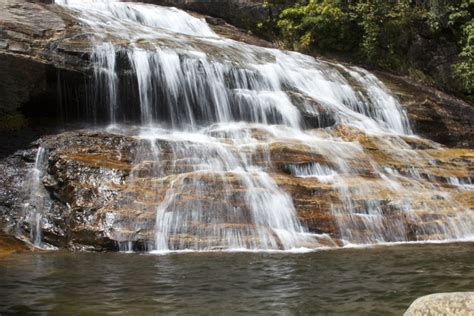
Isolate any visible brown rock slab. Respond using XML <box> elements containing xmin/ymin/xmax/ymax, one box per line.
<box><xmin>3</xmin><ymin>127</ymin><xmax>468</xmax><ymax>250</ymax></box>
<box><xmin>0</xmin><ymin>232</ymin><xmax>30</xmax><ymax>257</ymax></box>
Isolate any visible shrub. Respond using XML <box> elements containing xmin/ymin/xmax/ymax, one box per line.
<box><xmin>278</xmin><ymin>0</ymin><xmax>359</xmax><ymax>52</ymax></box>
<box><xmin>271</xmin><ymin>0</ymin><xmax>474</xmax><ymax>97</ymax></box>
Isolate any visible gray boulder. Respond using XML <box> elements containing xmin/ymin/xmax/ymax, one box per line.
<box><xmin>404</xmin><ymin>292</ymin><xmax>474</xmax><ymax>316</ymax></box>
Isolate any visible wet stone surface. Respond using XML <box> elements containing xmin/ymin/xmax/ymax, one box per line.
<box><xmin>0</xmin><ymin>126</ymin><xmax>472</xmax><ymax>251</ymax></box>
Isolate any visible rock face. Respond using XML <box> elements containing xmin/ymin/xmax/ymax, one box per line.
<box><xmin>35</xmin><ymin>0</ymin><xmax>294</xmax><ymax>39</ymax></box>
<box><xmin>0</xmin><ymin>0</ymin><xmax>93</xmax><ymax>115</ymax></box>
<box><xmin>367</xmin><ymin>20</ymin><xmax>468</xmax><ymax>99</ymax></box>
<box><xmin>1</xmin><ymin>127</ymin><xmax>472</xmax><ymax>251</ymax></box>
<box><xmin>378</xmin><ymin>72</ymin><xmax>474</xmax><ymax>149</ymax></box>
<box><xmin>0</xmin><ymin>0</ymin><xmax>473</xmax><ymax>251</ymax></box>
<box><xmin>1</xmin><ymin>0</ymin><xmax>472</xmax><ymax>148</ymax></box>
<box><xmin>404</xmin><ymin>292</ymin><xmax>474</xmax><ymax>316</ymax></box>
<box><xmin>0</xmin><ymin>0</ymin><xmax>275</xmax><ymax>117</ymax></box>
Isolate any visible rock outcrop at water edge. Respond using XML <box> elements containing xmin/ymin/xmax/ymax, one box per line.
<box><xmin>1</xmin><ymin>128</ymin><xmax>472</xmax><ymax>251</ymax></box>
<box><xmin>404</xmin><ymin>292</ymin><xmax>474</xmax><ymax>316</ymax></box>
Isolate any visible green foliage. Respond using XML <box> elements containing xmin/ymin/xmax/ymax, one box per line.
<box><xmin>454</xmin><ymin>19</ymin><xmax>474</xmax><ymax>92</ymax></box>
<box><xmin>271</xmin><ymin>0</ymin><xmax>474</xmax><ymax>96</ymax></box>
<box><xmin>277</xmin><ymin>0</ymin><xmax>426</xmax><ymax>63</ymax></box>
<box><xmin>353</xmin><ymin>2</ymin><xmax>379</xmax><ymax>61</ymax></box>
<box><xmin>354</xmin><ymin>2</ymin><xmax>428</xmax><ymax>69</ymax></box>
<box><xmin>0</xmin><ymin>112</ymin><xmax>28</xmax><ymax>131</ymax></box>
<box><xmin>449</xmin><ymin>0</ymin><xmax>474</xmax><ymax>92</ymax></box>
<box><xmin>278</xmin><ymin>0</ymin><xmax>359</xmax><ymax>52</ymax></box>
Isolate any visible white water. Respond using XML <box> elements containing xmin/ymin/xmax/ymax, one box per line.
<box><xmin>55</xmin><ymin>0</ymin><xmax>412</xmax><ymax>134</ymax></box>
<box><xmin>23</xmin><ymin>147</ymin><xmax>50</xmax><ymax>247</ymax></box>
<box><xmin>46</xmin><ymin>0</ymin><xmax>474</xmax><ymax>251</ymax></box>
<box><xmin>289</xmin><ymin>163</ymin><xmax>338</xmax><ymax>183</ymax></box>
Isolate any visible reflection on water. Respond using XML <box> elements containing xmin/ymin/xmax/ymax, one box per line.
<box><xmin>0</xmin><ymin>243</ymin><xmax>473</xmax><ymax>315</ymax></box>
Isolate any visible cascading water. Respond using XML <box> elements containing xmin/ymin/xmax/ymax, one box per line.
<box><xmin>23</xmin><ymin>147</ymin><xmax>51</xmax><ymax>247</ymax></box>
<box><xmin>43</xmin><ymin>0</ymin><xmax>473</xmax><ymax>251</ymax></box>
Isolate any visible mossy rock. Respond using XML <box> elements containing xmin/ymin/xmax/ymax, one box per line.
<box><xmin>0</xmin><ymin>112</ymin><xmax>28</xmax><ymax>131</ymax></box>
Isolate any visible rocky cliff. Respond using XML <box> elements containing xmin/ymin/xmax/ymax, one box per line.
<box><xmin>0</xmin><ymin>0</ymin><xmax>97</xmax><ymax>126</ymax></box>
<box><xmin>0</xmin><ymin>0</ymin><xmax>473</xmax><ymax>252</ymax></box>
<box><xmin>1</xmin><ymin>0</ymin><xmax>472</xmax><ymax>148</ymax></box>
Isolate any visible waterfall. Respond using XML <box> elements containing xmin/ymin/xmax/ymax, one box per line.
<box><xmin>24</xmin><ymin>147</ymin><xmax>51</xmax><ymax>247</ymax></box>
<box><xmin>47</xmin><ymin>0</ymin><xmax>474</xmax><ymax>251</ymax></box>
<box><xmin>54</xmin><ymin>0</ymin><xmax>412</xmax><ymax>133</ymax></box>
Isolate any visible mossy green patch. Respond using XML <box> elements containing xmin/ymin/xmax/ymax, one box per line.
<box><xmin>0</xmin><ymin>112</ymin><xmax>28</xmax><ymax>131</ymax></box>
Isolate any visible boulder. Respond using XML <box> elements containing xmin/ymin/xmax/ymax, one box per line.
<box><xmin>404</xmin><ymin>292</ymin><xmax>474</xmax><ymax>316</ymax></box>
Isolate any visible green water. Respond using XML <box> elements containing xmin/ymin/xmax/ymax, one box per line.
<box><xmin>0</xmin><ymin>243</ymin><xmax>473</xmax><ymax>315</ymax></box>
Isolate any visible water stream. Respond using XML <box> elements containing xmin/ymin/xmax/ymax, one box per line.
<box><xmin>23</xmin><ymin>147</ymin><xmax>50</xmax><ymax>248</ymax></box>
<box><xmin>24</xmin><ymin>0</ymin><xmax>473</xmax><ymax>251</ymax></box>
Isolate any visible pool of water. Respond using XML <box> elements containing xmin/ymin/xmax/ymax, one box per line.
<box><xmin>1</xmin><ymin>243</ymin><xmax>473</xmax><ymax>315</ymax></box>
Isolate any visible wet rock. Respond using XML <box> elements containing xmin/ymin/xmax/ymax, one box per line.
<box><xmin>0</xmin><ymin>0</ymin><xmax>93</xmax><ymax>114</ymax></box>
<box><xmin>0</xmin><ymin>148</ymin><xmax>33</xmax><ymax>229</ymax></box>
<box><xmin>202</xmin><ymin>15</ymin><xmax>274</xmax><ymax>48</ymax></box>
<box><xmin>377</xmin><ymin>72</ymin><xmax>474</xmax><ymax>149</ymax></box>
<box><xmin>7</xmin><ymin>41</ymin><xmax>30</xmax><ymax>53</ymax></box>
<box><xmin>287</xmin><ymin>91</ymin><xmax>337</xmax><ymax>128</ymax></box>
<box><xmin>136</xmin><ymin>0</ymin><xmax>293</xmax><ymax>39</ymax></box>
<box><xmin>404</xmin><ymin>292</ymin><xmax>474</xmax><ymax>316</ymax></box>
<box><xmin>0</xmin><ymin>1</ymin><xmax>472</xmax><ymax>251</ymax></box>
<box><xmin>0</xmin><ymin>0</ymin><xmax>471</xmax><ymax>152</ymax></box>
<box><xmin>0</xmin><ymin>0</ymin><xmax>276</xmax><ymax>120</ymax></box>
<box><xmin>0</xmin><ymin>232</ymin><xmax>30</xmax><ymax>257</ymax></box>
<box><xmin>1</xmin><ymin>127</ymin><xmax>472</xmax><ymax>251</ymax></box>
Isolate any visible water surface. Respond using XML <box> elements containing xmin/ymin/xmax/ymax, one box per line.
<box><xmin>1</xmin><ymin>243</ymin><xmax>473</xmax><ymax>315</ymax></box>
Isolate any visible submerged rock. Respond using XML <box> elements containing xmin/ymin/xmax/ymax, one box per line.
<box><xmin>404</xmin><ymin>292</ymin><xmax>474</xmax><ymax>316</ymax></box>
